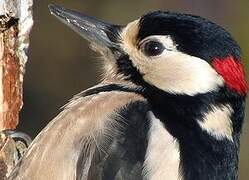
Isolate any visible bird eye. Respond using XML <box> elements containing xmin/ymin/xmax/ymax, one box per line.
<box><xmin>141</xmin><ymin>40</ymin><xmax>165</xmax><ymax>57</ymax></box>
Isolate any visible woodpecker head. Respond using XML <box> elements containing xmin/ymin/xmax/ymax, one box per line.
<box><xmin>47</xmin><ymin>5</ymin><xmax>248</xmax><ymax>179</ymax></box>
<box><xmin>49</xmin><ymin>4</ymin><xmax>247</xmax><ymax>97</ymax></box>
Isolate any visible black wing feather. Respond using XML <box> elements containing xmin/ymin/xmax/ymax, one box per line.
<box><xmin>79</xmin><ymin>101</ymin><xmax>150</xmax><ymax>180</ymax></box>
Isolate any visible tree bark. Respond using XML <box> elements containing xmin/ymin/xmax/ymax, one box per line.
<box><xmin>0</xmin><ymin>0</ymin><xmax>33</xmax><ymax>178</ymax></box>
<box><xmin>0</xmin><ymin>0</ymin><xmax>33</xmax><ymax>129</ymax></box>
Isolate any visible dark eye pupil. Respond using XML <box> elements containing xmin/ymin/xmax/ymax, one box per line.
<box><xmin>143</xmin><ymin>41</ymin><xmax>165</xmax><ymax>56</ymax></box>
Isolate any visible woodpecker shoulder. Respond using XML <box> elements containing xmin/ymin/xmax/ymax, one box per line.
<box><xmin>9</xmin><ymin>84</ymin><xmax>147</xmax><ymax>180</ymax></box>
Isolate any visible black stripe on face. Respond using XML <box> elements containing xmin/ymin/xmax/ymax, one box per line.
<box><xmin>116</xmin><ymin>54</ymin><xmax>149</xmax><ymax>87</ymax></box>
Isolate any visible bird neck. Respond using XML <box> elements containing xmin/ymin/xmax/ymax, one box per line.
<box><xmin>143</xmin><ymin>87</ymin><xmax>244</xmax><ymax>180</ymax></box>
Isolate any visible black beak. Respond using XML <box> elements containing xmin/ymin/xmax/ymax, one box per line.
<box><xmin>48</xmin><ymin>4</ymin><xmax>120</xmax><ymax>49</ymax></box>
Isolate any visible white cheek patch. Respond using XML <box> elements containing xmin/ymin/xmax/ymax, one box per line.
<box><xmin>143</xmin><ymin>111</ymin><xmax>182</xmax><ymax>180</ymax></box>
<box><xmin>198</xmin><ymin>105</ymin><xmax>233</xmax><ymax>141</ymax></box>
<box><xmin>143</xmin><ymin>52</ymin><xmax>224</xmax><ymax>95</ymax></box>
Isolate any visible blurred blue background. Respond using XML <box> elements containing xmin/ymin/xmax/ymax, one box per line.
<box><xmin>18</xmin><ymin>0</ymin><xmax>248</xmax><ymax>179</ymax></box>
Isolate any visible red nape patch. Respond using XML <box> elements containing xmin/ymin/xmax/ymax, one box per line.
<box><xmin>212</xmin><ymin>56</ymin><xmax>248</xmax><ymax>95</ymax></box>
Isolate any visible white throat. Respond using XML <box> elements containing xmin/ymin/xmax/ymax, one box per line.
<box><xmin>143</xmin><ymin>111</ymin><xmax>182</xmax><ymax>180</ymax></box>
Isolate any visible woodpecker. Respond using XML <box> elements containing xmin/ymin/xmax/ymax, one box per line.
<box><xmin>9</xmin><ymin>4</ymin><xmax>247</xmax><ymax>180</ymax></box>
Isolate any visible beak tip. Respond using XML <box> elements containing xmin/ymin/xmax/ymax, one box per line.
<box><xmin>48</xmin><ymin>4</ymin><xmax>55</xmax><ymax>14</ymax></box>
<box><xmin>48</xmin><ymin>3</ymin><xmax>63</xmax><ymax>16</ymax></box>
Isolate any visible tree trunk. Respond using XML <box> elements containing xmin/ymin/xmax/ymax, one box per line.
<box><xmin>0</xmin><ymin>0</ymin><xmax>33</xmax><ymax>178</ymax></box>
